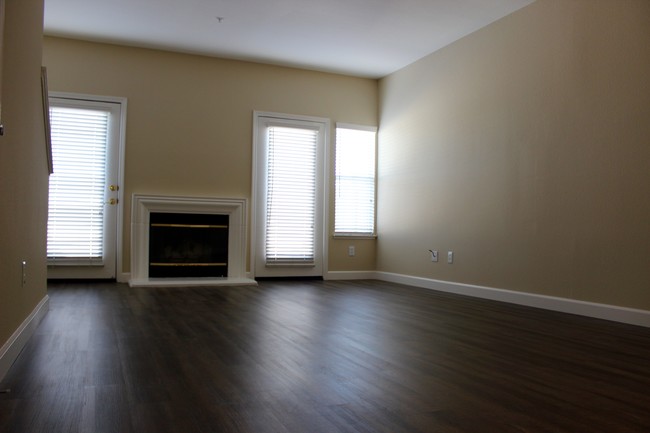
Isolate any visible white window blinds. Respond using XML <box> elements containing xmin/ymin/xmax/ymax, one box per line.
<box><xmin>47</xmin><ymin>106</ymin><xmax>110</xmax><ymax>263</ymax></box>
<box><xmin>265</xmin><ymin>125</ymin><xmax>318</xmax><ymax>265</ymax></box>
<box><xmin>335</xmin><ymin>125</ymin><xmax>377</xmax><ymax>236</ymax></box>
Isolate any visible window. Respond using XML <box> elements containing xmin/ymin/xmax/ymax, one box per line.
<box><xmin>265</xmin><ymin>125</ymin><xmax>319</xmax><ymax>265</ymax></box>
<box><xmin>47</xmin><ymin>105</ymin><xmax>111</xmax><ymax>263</ymax></box>
<box><xmin>334</xmin><ymin>124</ymin><xmax>377</xmax><ymax>236</ymax></box>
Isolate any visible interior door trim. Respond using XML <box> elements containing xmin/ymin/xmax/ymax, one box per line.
<box><xmin>49</xmin><ymin>91</ymin><xmax>127</xmax><ymax>280</ymax></box>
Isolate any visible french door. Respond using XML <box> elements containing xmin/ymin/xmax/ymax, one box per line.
<box><xmin>252</xmin><ymin>112</ymin><xmax>329</xmax><ymax>278</ymax></box>
<box><xmin>46</xmin><ymin>94</ymin><xmax>125</xmax><ymax>279</ymax></box>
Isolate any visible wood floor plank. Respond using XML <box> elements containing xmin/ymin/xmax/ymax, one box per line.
<box><xmin>1</xmin><ymin>279</ymin><xmax>650</xmax><ymax>432</ymax></box>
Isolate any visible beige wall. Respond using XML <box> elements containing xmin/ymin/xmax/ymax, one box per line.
<box><xmin>0</xmin><ymin>0</ymin><xmax>49</xmax><ymax>348</ymax></box>
<box><xmin>42</xmin><ymin>37</ymin><xmax>378</xmax><ymax>275</ymax></box>
<box><xmin>378</xmin><ymin>0</ymin><xmax>650</xmax><ymax>310</ymax></box>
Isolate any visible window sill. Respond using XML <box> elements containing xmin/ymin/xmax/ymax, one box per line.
<box><xmin>332</xmin><ymin>234</ymin><xmax>377</xmax><ymax>240</ymax></box>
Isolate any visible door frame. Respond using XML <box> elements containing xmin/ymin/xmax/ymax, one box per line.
<box><xmin>47</xmin><ymin>92</ymin><xmax>127</xmax><ymax>280</ymax></box>
<box><xmin>251</xmin><ymin>111</ymin><xmax>330</xmax><ymax>278</ymax></box>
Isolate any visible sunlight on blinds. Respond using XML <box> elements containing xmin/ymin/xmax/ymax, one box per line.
<box><xmin>335</xmin><ymin>126</ymin><xmax>376</xmax><ymax>235</ymax></box>
<box><xmin>47</xmin><ymin>106</ymin><xmax>109</xmax><ymax>263</ymax></box>
<box><xmin>265</xmin><ymin>126</ymin><xmax>317</xmax><ymax>265</ymax></box>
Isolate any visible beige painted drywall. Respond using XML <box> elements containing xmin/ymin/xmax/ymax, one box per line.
<box><xmin>42</xmin><ymin>37</ymin><xmax>378</xmax><ymax>275</ymax></box>
<box><xmin>378</xmin><ymin>0</ymin><xmax>650</xmax><ymax>310</ymax></box>
<box><xmin>0</xmin><ymin>0</ymin><xmax>49</xmax><ymax>348</ymax></box>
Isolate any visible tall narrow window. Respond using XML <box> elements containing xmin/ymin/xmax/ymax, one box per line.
<box><xmin>265</xmin><ymin>125</ymin><xmax>318</xmax><ymax>265</ymax></box>
<box><xmin>334</xmin><ymin>124</ymin><xmax>377</xmax><ymax>236</ymax></box>
<box><xmin>47</xmin><ymin>106</ymin><xmax>110</xmax><ymax>263</ymax></box>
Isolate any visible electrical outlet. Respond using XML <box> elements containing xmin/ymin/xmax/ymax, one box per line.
<box><xmin>21</xmin><ymin>261</ymin><xmax>27</xmax><ymax>287</ymax></box>
<box><xmin>447</xmin><ymin>251</ymin><xmax>454</xmax><ymax>264</ymax></box>
<box><xmin>429</xmin><ymin>250</ymin><xmax>438</xmax><ymax>262</ymax></box>
<box><xmin>348</xmin><ymin>246</ymin><xmax>355</xmax><ymax>257</ymax></box>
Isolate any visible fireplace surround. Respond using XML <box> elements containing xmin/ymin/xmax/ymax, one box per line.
<box><xmin>130</xmin><ymin>194</ymin><xmax>256</xmax><ymax>287</ymax></box>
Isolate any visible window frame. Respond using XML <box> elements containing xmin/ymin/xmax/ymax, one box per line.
<box><xmin>333</xmin><ymin>123</ymin><xmax>377</xmax><ymax>239</ymax></box>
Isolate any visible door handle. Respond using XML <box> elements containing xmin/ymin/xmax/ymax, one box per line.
<box><xmin>108</xmin><ymin>198</ymin><xmax>119</xmax><ymax>205</ymax></box>
<box><xmin>109</xmin><ymin>185</ymin><xmax>119</xmax><ymax>191</ymax></box>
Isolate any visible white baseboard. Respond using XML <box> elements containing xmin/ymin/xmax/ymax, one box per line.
<box><xmin>121</xmin><ymin>268</ymin><xmax>650</xmax><ymax>328</ymax></box>
<box><xmin>325</xmin><ymin>271</ymin><xmax>378</xmax><ymax>280</ymax></box>
<box><xmin>0</xmin><ymin>295</ymin><xmax>50</xmax><ymax>381</ymax></box>
<box><xmin>375</xmin><ymin>272</ymin><xmax>650</xmax><ymax>328</ymax></box>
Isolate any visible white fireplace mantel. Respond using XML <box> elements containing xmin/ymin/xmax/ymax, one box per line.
<box><xmin>130</xmin><ymin>194</ymin><xmax>256</xmax><ymax>287</ymax></box>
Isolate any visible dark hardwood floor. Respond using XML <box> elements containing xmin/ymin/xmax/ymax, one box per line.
<box><xmin>1</xmin><ymin>280</ymin><xmax>650</xmax><ymax>433</ymax></box>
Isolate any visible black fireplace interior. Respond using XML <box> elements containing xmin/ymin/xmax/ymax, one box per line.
<box><xmin>149</xmin><ymin>212</ymin><xmax>229</xmax><ymax>278</ymax></box>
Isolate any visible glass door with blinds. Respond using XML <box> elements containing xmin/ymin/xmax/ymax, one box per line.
<box><xmin>47</xmin><ymin>96</ymin><xmax>124</xmax><ymax>279</ymax></box>
<box><xmin>253</xmin><ymin>113</ymin><xmax>328</xmax><ymax>278</ymax></box>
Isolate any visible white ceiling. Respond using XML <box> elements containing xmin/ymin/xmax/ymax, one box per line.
<box><xmin>43</xmin><ymin>0</ymin><xmax>535</xmax><ymax>79</ymax></box>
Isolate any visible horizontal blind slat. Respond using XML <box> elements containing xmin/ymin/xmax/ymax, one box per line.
<box><xmin>265</xmin><ymin>126</ymin><xmax>317</xmax><ymax>265</ymax></box>
<box><xmin>47</xmin><ymin>105</ymin><xmax>109</xmax><ymax>262</ymax></box>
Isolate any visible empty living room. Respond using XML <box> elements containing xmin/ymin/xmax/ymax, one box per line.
<box><xmin>1</xmin><ymin>0</ymin><xmax>649</xmax><ymax>432</ymax></box>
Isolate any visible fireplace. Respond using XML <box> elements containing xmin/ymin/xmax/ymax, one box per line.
<box><xmin>149</xmin><ymin>212</ymin><xmax>229</xmax><ymax>278</ymax></box>
<box><xmin>130</xmin><ymin>195</ymin><xmax>256</xmax><ymax>287</ymax></box>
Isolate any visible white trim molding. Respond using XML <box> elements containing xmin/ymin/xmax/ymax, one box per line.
<box><xmin>130</xmin><ymin>194</ymin><xmax>256</xmax><ymax>287</ymax></box>
<box><xmin>375</xmin><ymin>272</ymin><xmax>650</xmax><ymax>328</ymax></box>
<box><xmin>0</xmin><ymin>295</ymin><xmax>49</xmax><ymax>381</ymax></box>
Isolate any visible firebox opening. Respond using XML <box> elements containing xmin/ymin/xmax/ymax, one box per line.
<box><xmin>149</xmin><ymin>212</ymin><xmax>229</xmax><ymax>278</ymax></box>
